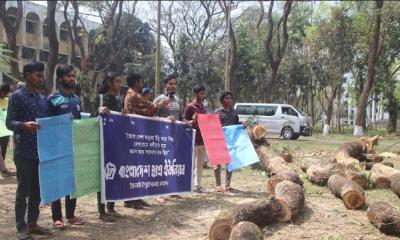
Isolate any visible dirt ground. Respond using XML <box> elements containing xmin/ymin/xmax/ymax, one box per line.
<box><xmin>1</xmin><ymin>135</ymin><xmax>400</xmax><ymax>240</ymax></box>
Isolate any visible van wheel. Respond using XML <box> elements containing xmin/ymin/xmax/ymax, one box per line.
<box><xmin>282</xmin><ymin>127</ymin><xmax>294</xmax><ymax>140</ymax></box>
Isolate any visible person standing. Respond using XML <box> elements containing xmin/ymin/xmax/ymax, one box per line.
<box><xmin>0</xmin><ymin>83</ymin><xmax>15</xmax><ymax>178</ymax></box>
<box><xmin>214</xmin><ymin>91</ymin><xmax>241</xmax><ymax>193</ymax></box>
<box><xmin>92</xmin><ymin>72</ymin><xmax>123</xmax><ymax>222</ymax></box>
<box><xmin>183</xmin><ymin>85</ymin><xmax>208</xmax><ymax>193</ymax></box>
<box><xmin>153</xmin><ymin>74</ymin><xmax>182</xmax><ymax>121</ymax></box>
<box><xmin>6</xmin><ymin>62</ymin><xmax>50</xmax><ymax>240</ymax></box>
<box><xmin>141</xmin><ymin>87</ymin><xmax>153</xmax><ymax>102</ymax></box>
<box><xmin>48</xmin><ymin>65</ymin><xmax>83</xmax><ymax>228</ymax></box>
<box><xmin>123</xmin><ymin>72</ymin><xmax>168</xmax><ymax>208</ymax></box>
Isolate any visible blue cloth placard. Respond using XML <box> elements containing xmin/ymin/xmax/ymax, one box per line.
<box><xmin>37</xmin><ymin>114</ymin><xmax>75</xmax><ymax>204</ymax></box>
<box><xmin>224</xmin><ymin>125</ymin><xmax>260</xmax><ymax>172</ymax></box>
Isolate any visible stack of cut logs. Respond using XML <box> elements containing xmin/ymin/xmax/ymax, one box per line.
<box><xmin>209</xmin><ymin>126</ymin><xmax>305</xmax><ymax>240</ymax></box>
<box><xmin>301</xmin><ymin>135</ymin><xmax>400</xmax><ymax>236</ymax></box>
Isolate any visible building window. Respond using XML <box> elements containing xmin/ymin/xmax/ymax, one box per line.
<box><xmin>58</xmin><ymin>54</ymin><xmax>68</xmax><ymax>64</ymax></box>
<box><xmin>60</xmin><ymin>30</ymin><xmax>69</xmax><ymax>41</ymax></box>
<box><xmin>39</xmin><ymin>50</ymin><xmax>49</xmax><ymax>62</ymax></box>
<box><xmin>22</xmin><ymin>47</ymin><xmax>36</xmax><ymax>60</ymax></box>
<box><xmin>26</xmin><ymin>21</ymin><xmax>35</xmax><ymax>34</ymax></box>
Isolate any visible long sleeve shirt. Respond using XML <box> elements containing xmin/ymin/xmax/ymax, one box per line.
<box><xmin>6</xmin><ymin>87</ymin><xmax>49</xmax><ymax>160</ymax></box>
<box><xmin>123</xmin><ymin>88</ymin><xmax>158</xmax><ymax>116</ymax></box>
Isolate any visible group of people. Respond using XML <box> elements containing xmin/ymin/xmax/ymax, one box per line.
<box><xmin>4</xmin><ymin>61</ymin><xmax>242</xmax><ymax>240</ymax></box>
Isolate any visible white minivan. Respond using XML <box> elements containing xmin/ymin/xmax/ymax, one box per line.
<box><xmin>234</xmin><ymin>103</ymin><xmax>312</xmax><ymax>140</ymax></box>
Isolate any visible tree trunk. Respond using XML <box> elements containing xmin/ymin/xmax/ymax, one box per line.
<box><xmin>46</xmin><ymin>0</ymin><xmax>59</xmax><ymax>94</ymax></box>
<box><xmin>323</xmin><ymin>85</ymin><xmax>338</xmax><ymax>136</ymax></box>
<box><xmin>327</xmin><ymin>174</ymin><xmax>365</xmax><ymax>210</ymax></box>
<box><xmin>255</xmin><ymin>144</ymin><xmax>303</xmax><ymax>187</ymax></box>
<box><xmin>209</xmin><ymin>196</ymin><xmax>284</xmax><ymax>240</ymax></box>
<box><xmin>367</xmin><ymin>201</ymin><xmax>400</xmax><ymax>236</ymax></box>
<box><xmin>370</xmin><ymin>163</ymin><xmax>400</xmax><ymax>189</ymax></box>
<box><xmin>354</xmin><ymin>0</ymin><xmax>384</xmax><ymax>136</ymax></box>
<box><xmin>300</xmin><ymin>158</ymin><xmax>322</xmax><ymax>173</ymax></box>
<box><xmin>228</xmin><ymin>222</ymin><xmax>263</xmax><ymax>240</ymax></box>
<box><xmin>306</xmin><ymin>163</ymin><xmax>340</xmax><ymax>186</ymax></box>
<box><xmin>386</xmin><ymin>65</ymin><xmax>400</xmax><ymax>134</ymax></box>
<box><xmin>0</xmin><ymin>1</ymin><xmax>23</xmax><ymax>81</ymax></box>
<box><xmin>266</xmin><ymin>175</ymin><xmax>285</xmax><ymax>194</ymax></box>
<box><xmin>274</xmin><ymin>180</ymin><xmax>305</xmax><ymax>222</ymax></box>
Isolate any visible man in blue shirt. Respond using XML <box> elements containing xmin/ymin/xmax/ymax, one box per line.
<box><xmin>6</xmin><ymin>62</ymin><xmax>50</xmax><ymax>240</ymax></box>
<box><xmin>48</xmin><ymin>65</ymin><xmax>83</xmax><ymax>228</ymax></box>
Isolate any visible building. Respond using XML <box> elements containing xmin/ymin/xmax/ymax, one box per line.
<box><xmin>0</xmin><ymin>1</ymin><xmax>100</xmax><ymax>91</ymax></box>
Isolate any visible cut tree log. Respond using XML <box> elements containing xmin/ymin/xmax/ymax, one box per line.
<box><xmin>209</xmin><ymin>196</ymin><xmax>283</xmax><ymax>240</ymax></box>
<box><xmin>391</xmin><ymin>173</ymin><xmax>400</xmax><ymax>197</ymax></box>
<box><xmin>252</xmin><ymin>125</ymin><xmax>267</xmax><ymax>141</ymax></box>
<box><xmin>327</xmin><ymin>174</ymin><xmax>365</xmax><ymax>209</ymax></box>
<box><xmin>306</xmin><ymin>163</ymin><xmax>340</xmax><ymax>186</ymax></box>
<box><xmin>274</xmin><ymin>180</ymin><xmax>305</xmax><ymax>222</ymax></box>
<box><xmin>300</xmin><ymin>158</ymin><xmax>322</xmax><ymax>173</ymax></box>
<box><xmin>266</xmin><ymin>175</ymin><xmax>285</xmax><ymax>194</ymax></box>
<box><xmin>367</xmin><ymin>201</ymin><xmax>400</xmax><ymax>236</ymax></box>
<box><xmin>282</xmin><ymin>153</ymin><xmax>293</xmax><ymax>163</ymax></box>
<box><xmin>371</xmin><ymin>163</ymin><xmax>400</xmax><ymax>188</ymax></box>
<box><xmin>256</xmin><ymin>144</ymin><xmax>303</xmax><ymax>187</ymax></box>
<box><xmin>228</xmin><ymin>221</ymin><xmax>263</xmax><ymax>240</ymax></box>
<box><xmin>361</xmin><ymin>161</ymin><xmax>394</xmax><ymax>171</ymax></box>
<box><xmin>380</xmin><ymin>152</ymin><xmax>400</xmax><ymax>158</ymax></box>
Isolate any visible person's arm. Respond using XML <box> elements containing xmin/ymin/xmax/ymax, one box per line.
<box><xmin>6</xmin><ymin>94</ymin><xmax>22</xmax><ymax>131</ymax></box>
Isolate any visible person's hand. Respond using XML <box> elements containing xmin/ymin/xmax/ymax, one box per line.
<box><xmin>21</xmin><ymin>121</ymin><xmax>41</xmax><ymax>132</ymax></box>
<box><xmin>158</xmin><ymin>99</ymin><xmax>170</xmax><ymax>108</ymax></box>
<box><xmin>185</xmin><ymin>120</ymin><xmax>193</xmax><ymax>127</ymax></box>
<box><xmin>166</xmin><ymin>115</ymin><xmax>176</xmax><ymax>123</ymax></box>
<box><xmin>192</xmin><ymin>113</ymin><xmax>199</xmax><ymax>121</ymax></box>
<box><xmin>98</xmin><ymin>107</ymin><xmax>111</xmax><ymax>115</ymax></box>
<box><xmin>242</xmin><ymin>121</ymin><xmax>248</xmax><ymax>128</ymax></box>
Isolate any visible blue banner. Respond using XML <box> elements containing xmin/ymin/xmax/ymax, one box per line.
<box><xmin>101</xmin><ymin>113</ymin><xmax>195</xmax><ymax>202</ymax></box>
<box><xmin>37</xmin><ymin>114</ymin><xmax>75</xmax><ymax>205</ymax></box>
<box><xmin>223</xmin><ymin>125</ymin><xmax>260</xmax><ymax>172</ymax></box>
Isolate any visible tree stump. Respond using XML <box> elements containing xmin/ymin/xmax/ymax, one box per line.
<box><xmin>367</xmin><ymin>201</ymin><xmax>400</xmax><ymax>236</ymax></box>
<box><xmin>327</xmin><ymin>174</ymin><xmax>365</xmax><ymax>209</ymax></box>
<box><xmin>228</xmin><ymin>221</ymin><xmax>263</xmax><ymax>240</ymax></box>
<box><xmin>266</xmin><ymin>175</ymin><xmax>285</xmax><ymax>194</ymax></box>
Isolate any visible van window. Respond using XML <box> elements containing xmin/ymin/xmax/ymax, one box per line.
<box><xmin>282</xmin><ymin>107</ymin><xmax>298</xmax><ymax>117</ymax></box>
<box><xmin>236</xmin><ymin>105</ymin><xmax>254</xmax><ymax>115</ymax></box>
<box><xmin>255</xmin><ymin>106</ymin><xmax>277</xmax><ymax>116</ymax></box>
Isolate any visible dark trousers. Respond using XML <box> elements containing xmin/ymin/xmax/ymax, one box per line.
<box><xmin>0</xmin><ymin>136</ymin><xmax>9</xmax><ymax>160</ymax></box>
<box><xmin>51</xmin><ymin>196</ymin><xmax>76</xmax><ymax>221</ymax></box>
<box><xmin>14</xmin><ymin>158</ymin><xmax>41</xmax><ymax>232</ymax></box>
<box><xmin>214</xmin><ymin>165</ymin><xmax>233</xmax><ymax>187</ymax></box>
<box><xmin>96</xmin><ymin>192</ymin><xmax>115</xmax><ymax>214</ymax></box>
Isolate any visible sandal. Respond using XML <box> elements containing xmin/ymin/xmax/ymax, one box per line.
<box><xmin>53</xmin><ymin>220</ymin><xmax>65</xmax><ymax>229</ymax></box>
<box><xmin>215</xmin><ymin>186</ymin><xmax>224</xmax><ymax>193</ymax></box>
<box><xmin>67</xmin><ymin>216</ymin><xmax>84</xmax><ymax>225</ymax></box>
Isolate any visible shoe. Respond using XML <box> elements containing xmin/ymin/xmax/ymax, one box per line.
<box><xmin>136</xmin><ymin>199</ymin><xmax>150</xmax><ymax>207</ymax></box>
<box><xmin>99</xmin><ymin>213</ymin><xmax>115</xmax><ymax>222</ymax></box>
<box><xmin>17</xmin><ymin>228</ymin><xmax>33</xmax><ymax>240</ymax></box>
<box><xmin>27</xmin><ymin>223</ymin><xmax>50</xmax><ymax>235</ymax></box>
<box><xmin>107</xmin><ymin>209</ymin><xmax>121</xmax><ymax>218</ymax></box>
<box><xmin>67</xmin><ymin>216</ymin><xmax>84</xmax><ymax>225</ymax></box>
<box><xmin>214</xmin><ymin>186</ymin><xmax>224</xmax><ymax>193</ymax></box>
<box><xmin>1</xmin><ymin>170</ymin><xmax>16</xmax><ymax>178</ymax></box>
<box><xmin>52</xmin><ymin>220</ymin><xmax>65</xmax><ymax>229</ymax></box>
<box><xmin>194</xmin><ymin>186</ymin><xmax>210</xmax><ymax>193</ymax></box>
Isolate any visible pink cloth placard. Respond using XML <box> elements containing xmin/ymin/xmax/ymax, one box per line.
<box><xmin>197</xmin><ymin>114</ymin><xmax>232</xmax><ymax>166</ymax></box>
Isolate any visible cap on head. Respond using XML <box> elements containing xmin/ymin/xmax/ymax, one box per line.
<box><xmin>141</xmin><ymin>87</ymin><xmax>153</xmax><ymax>95</ymax></box>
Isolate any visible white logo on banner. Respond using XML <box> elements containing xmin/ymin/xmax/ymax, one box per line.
<box><xmin>105</xmin><ymin>162</ymin><xmax>117</xmax><ymax>180</ymax></box>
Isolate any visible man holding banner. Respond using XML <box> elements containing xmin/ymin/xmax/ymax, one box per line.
<box><xmin>48</xmin><ymin>65</ymin><xmax>83</xmax><ymax>228</ymax></box>
<box><xmin>6</xmin><ymin>62</ymin><xmax>50</xmax><ymax>240</ymax></box>
<box><xmin>183</xmin><ymin>85</ymin><xmax>208</xmax><ymax>193</ymax></box>
<box><xmin>214</xmin><ymin>91</ymin><xmax>241</xmax><ymax>193</ymax></box>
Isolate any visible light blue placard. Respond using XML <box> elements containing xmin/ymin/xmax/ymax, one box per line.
<box><xmin>37</xmin><ymin>114</ymin><xmax>75</xmax><ymax>204</ymax></box>
<box><xmin>224</xmin><ymin>125</ymin><xmax>260</xmax><ymax>172</ymax></box>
